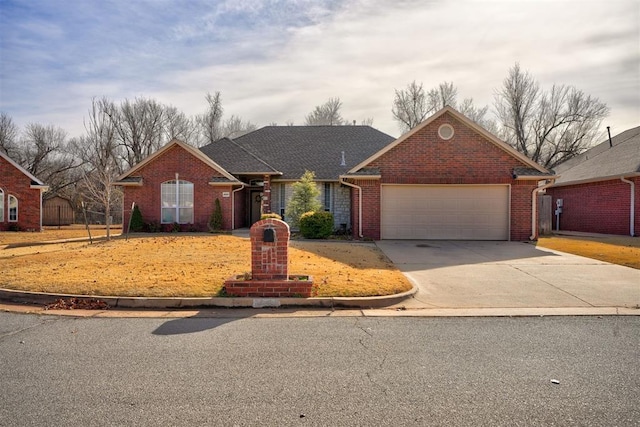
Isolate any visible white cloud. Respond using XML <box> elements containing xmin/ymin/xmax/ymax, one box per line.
<box><xmin>1</xmin><ymin>0</ymin><xmax>637</xmax><ymax>140</ymax></box>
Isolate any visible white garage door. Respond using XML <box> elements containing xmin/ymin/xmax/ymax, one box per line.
<box><xmin>381</xmin><ymin>185</ymin><xmax>510</xmax><ymax>240</ymax></box>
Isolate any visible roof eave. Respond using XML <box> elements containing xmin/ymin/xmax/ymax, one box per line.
<box><xmin>514</xmin><ymin>175</ymin><xmax>559</xmax><ymax>180</ymax></box>
<box><xmin>208</xmin><ymin>181</ymin><xmax>242</xmax><ymax>186</ymax></box>
<box><xmin>553</xmin><ymin>172</ymin><xmax>640</xmax><ymax>187</ymax></box>
<box><xmin>339</xmin><ymin>174</ymin><xmax>382</xmax><ymax>180</ymax></box>
<box><xmin>231</xmin><ymin>171</ymin><xmax>284</xmax><ymax>176</ymax></box>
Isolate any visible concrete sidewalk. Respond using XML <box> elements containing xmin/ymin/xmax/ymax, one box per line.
<box><xmin>375</xmin><ymin>240</ymin><xmax>640</xmax><ymax>310</ymax></box>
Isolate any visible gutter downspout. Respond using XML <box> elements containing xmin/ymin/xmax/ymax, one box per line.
<box><xmin>531</xmin><ymin>179</ymin><xmax>556</xmax><ymax>240</ymax></box>
<box><xmin>231</xmin><ymin>184</ymin><xmax>245</xmax><ymax>230</ymax></box>
<box><xmin>340</xmin><ymin>178</ymin><xmax>363</xmax><ymax>238</ymax></box>
<box><xmin>620</xmin><ymin>177</ymin><xmax>635</xmax><ymax>236</ymax></box>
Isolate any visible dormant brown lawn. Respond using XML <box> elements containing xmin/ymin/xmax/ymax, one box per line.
<box><xmin>537</xmin><ymin>234</ymin><xmax>640</xmax><ymax>269</ymax></box>
<box><xmin>0</xmin><ymin>230</ymin><xmax>412</xmax><ymax>298</ymax></box>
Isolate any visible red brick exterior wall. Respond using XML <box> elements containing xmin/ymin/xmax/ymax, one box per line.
<box><xmin>121</xmin><ymin>145</ymin><xmax>235</xmax><ymax>232</ymax></box>
<box><xmin>547</xmin><ymin>177</ymin><xmax>639</xmax><ymax>236</ymax></box>
<box><xmin>352</xmin><ymin>112</ymin><xmax>540</xmax><ymax>241</ymax></box>
<box><xmin>249</xmin><ymin>219</ymin><xmax>289</xmax><ymax>280</ymax></box>
<box><xmin>0</xmin><ymin>156</ymin><xmax>43</xmax><ymax>231</ymax></box>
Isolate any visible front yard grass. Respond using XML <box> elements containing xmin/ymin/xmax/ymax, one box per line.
<box><xmin>0</xmin><ymin>233</ymin><xmax>412</xmax><ymax>298</ymax></box>
<box><xmin>537</xmin><ymin>234</ymin><xmax>640</xmax><ymax>269</ymax></box>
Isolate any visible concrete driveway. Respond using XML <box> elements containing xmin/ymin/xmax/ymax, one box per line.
<box><xmin>376</xmin><ymin>240</ymin><xmax>640</xmax><ymax>310</ymax></box>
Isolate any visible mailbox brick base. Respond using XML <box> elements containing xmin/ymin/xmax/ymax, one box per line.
<box><xmin>223</xmin><ymin>277</ymin><xmax>314</xmax><ymax>298</ymax></box>
<box><xmin>224</xmin><ymin>218</ymin><xmax>314</xmax><ymax>298</ymax></box>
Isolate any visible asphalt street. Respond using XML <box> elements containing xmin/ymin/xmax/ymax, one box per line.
<box><xmin>0</xmin><ymin>312</ymin><xmax>638</xmax><ymax>426</ymax></box>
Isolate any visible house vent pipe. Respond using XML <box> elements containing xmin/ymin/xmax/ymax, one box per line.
<box><xmin>340</xmin><ymin>151</ymin><xmax>346</xmax><ymax>167</ymax></box>
<box><xmin>607</xmin><ymin>126</ymin><xmax>613</xmax><ymax>148</ymax></box>
<box><xmin>620</xmin><ymin>177</ymin><xmax>635</xmax><ymax>236</ymax></box>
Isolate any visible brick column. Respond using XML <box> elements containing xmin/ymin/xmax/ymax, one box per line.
<box><xmin>250</xmin><ymin>218</ymin><xmax>289</xmax><ymax>280</ymax></box>
<box><xmin>262</xmin><ymin>174</ymin><xmax>271</xmax><ymax>214</ymax></box>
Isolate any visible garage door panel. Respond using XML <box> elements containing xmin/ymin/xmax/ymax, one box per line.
<box><xmin>381</xmin><ymin>185</ymin><xmax>509</xmax><ymax>240</ymax></box>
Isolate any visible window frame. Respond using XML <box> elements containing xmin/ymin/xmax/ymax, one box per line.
<box><xmin>8</xmin><ymin>194</ymin><xmax>18</xmax><ymax>222</ymax></box>
<box><xmin>0</xmin><ymin>188</ymin><xmax>4</xmax><ymax>222</ymax></box>
<box><xmin>324</xmin><ymin>182</ymin><xmax>332</xmax><ymax>212</ymax></box>
<box><xmin>161</xmin><ymin>180</ymin><xmax>194</xmax><ymax>224</ymax></box>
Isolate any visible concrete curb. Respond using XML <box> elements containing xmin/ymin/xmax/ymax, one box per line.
<box><xmin>0</xmin><ymin>284</ymin><xmax>419</xmax><ymax>310</ymax></box>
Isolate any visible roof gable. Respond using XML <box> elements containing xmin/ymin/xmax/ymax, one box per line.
<box><xmin>116</xmin><ymin>139</ymin><xmax>239</xmax><ymax>183</ymax></box>
<box><xmin>553</xmin><ymin>126</ymin><xmax>640</xmax><ymax>184</ymax></box>
<box><xmin>349</xmin><ymin>106</ymin><xmax>550</xmax><ymax>175</ymax></box>
<box><xmin>201</xmin><ymin>126</ymin><xmax>395</xmax><ymax>180</ymax></box>
<box><xmin>0</xmin><ymin>150</ymin><xmax>46</xmax><ymax>186</ymax></box>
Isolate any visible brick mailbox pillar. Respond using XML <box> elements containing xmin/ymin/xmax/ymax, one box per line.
<box><xmin>223</xmin><ymin>218</ymin><xmax>313</xmax><ymax>298</ymax></box>
<box><xmin>250</xmin><ymin>219</ymin><xmax>289</xmax><ymax>280</ymax></box>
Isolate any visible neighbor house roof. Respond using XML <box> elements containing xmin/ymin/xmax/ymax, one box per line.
<box><xmin>349</xmin><ymin>106</ymin><xmax>553</xmax><ymax>177</ymax></box>
<box><xmin>0</xmin><ymin>150</ymin><xmax>48</xmax><ymax>189</ymax></box>
<box><xmin>553</xmin><ymin>126</ymin><xmax>640</xmax><ymax>186</ymax></box>
<box><xmin>200</xmin><ymin>126</ymin><xmax>395</xmax><ymax>180</ymax></box>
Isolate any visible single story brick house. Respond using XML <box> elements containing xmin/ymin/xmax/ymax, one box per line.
<box><xmin>116</xmin><ymin>107</ymin><xmax>554</xmax><ymax>240</ymax></box>
<box><xmin>0</xmin><ymin>151</ymin><xmax>49</xmax><ymax>231</ymax></box>
<box><xmin>115</xmin><ymin>125</ymin><xmax>395</xmax><ymax>232</ymax></box>
<box><xmin>546</xmin><ymin>126</ymin><xmax>639</xmax><ymax>236</ymax></box>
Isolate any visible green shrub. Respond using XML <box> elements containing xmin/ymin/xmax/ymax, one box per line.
<box><xmin>299</xmin><ymin>211</ymin><xmax>334</xmax><ymax>239</ymax></box>
<box><xmin>208</xmin><ymin>198</ymin><xmax>223</xmax><ymax>232</ymax></box>
<box><xmin>130</xmin><ymin>205</ymin><xmax>144</xmax><ymax>232</ymax></box>
<box><xmin>285</xmin><ymin>170</ymin><xmax>321</xmax><ymax>228</ymax></box>
<box><xmin>145</xmin><ymin>221</ymin><xmax>161</xmax><ymax>232</ymax></box>
<box><xmin>260</xmin><ymin>213</ymin><xmax>282</xmax><ymax>220</ymax></box>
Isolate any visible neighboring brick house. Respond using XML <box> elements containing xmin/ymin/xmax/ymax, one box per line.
<box><xmin>115</xmin><ymin>126</ymin><xmax>394</xmax><ymax>232</ymax></box>
<box><xmin>546</xmin><ymin>126</ymin><xmax>639</xmax><ymax>236</ymax></box>
<box><xmin>116</xmin><ymin>107</ymin><xmax>554</xmax><ymax>241</ymax></box>
<box><xmin>0</xmin><ymin>151</ymin><xmax>49</xmax><ymax>231</ymax></box>
<box><xmin>341</xmin><ymin>107</ymin><xmax>555</xmax><ymax>241</ymax></box>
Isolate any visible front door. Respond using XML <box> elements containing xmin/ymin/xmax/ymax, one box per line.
<box><xmin>250</xmin><ymin>191</ymin><xmax>263</xmax><ymax>225</ymax></box>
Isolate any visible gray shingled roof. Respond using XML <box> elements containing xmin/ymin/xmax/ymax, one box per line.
<box><xmin>199</xmin><ymin>137</ymin><xmax>280</xmax><ymax>175</ymax></box>
<box><xmin>554</xmin><ymin>126</ymin><xmax>640</xmax><ymax>184</ymax></box>
<box><xmin>200</xmin><ymin>126</ymin><xmax>395</xmax><ymax>180</ymax></box>
<box><xmin>512</xmin><ymin>167</ymin><xmax>555</xmax><ymax>178</ymax></box>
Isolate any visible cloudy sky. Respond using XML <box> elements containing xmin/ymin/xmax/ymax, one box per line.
<box><xmin>1</xmin><ymin>0</ymin><xmax>638</xmax><ymax>140</ymax></box>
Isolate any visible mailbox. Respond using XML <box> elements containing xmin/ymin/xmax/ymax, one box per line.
<box><xmin>263</xmin><ymin>227</ymin><xmax>275</xmax><ymax>242</ymax></box>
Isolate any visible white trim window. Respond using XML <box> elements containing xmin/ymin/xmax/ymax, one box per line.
<box><xmin>324</xmin><ymin>182</ymin><xmax>332</xmax><ymax>212</ymax></box>
<box><xmin>8</xmin><ymin>194</ymin><xmax>18</xmax><ymax>222</ymax></box>
<box><xmin>161</xmin><ymin>180</ymin><xmax>194</xmax><ymax>224</ymax></box>
<box><xmin>0</xmin><ymin>188</ymin><xmax>4</xmax><ymax>222</ymax></box>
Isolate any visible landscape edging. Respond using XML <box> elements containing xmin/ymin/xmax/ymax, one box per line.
<box><xmin>0</xmin><ymin>284</ymin><xmax>418</xmax><ymax>310</ymax></box>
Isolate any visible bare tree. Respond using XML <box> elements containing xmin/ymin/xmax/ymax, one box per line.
<box><xmin>427</xmin><ymin>81</ymin><xmax>458</xmax><ymax>111</ymax></box>
<box><xmin>221</xmin><ymin>115</ymin><xmax>257</xmax><ymax>138</ymax></box>
<box><xmin>458</xmin><ymin>98</ymin><xmax>497</xmax><ymax>134</ymax></box>
<box><xmin>164</xmin><ymin>106</ymin><xmax>199</xmax><ymax>145</ymax></box>
<box><xmin>18</xmin><ymin>123</ymin><xmax>81</xmax><ymax>196</ymax></box>
<box><xmin>0</xmin><ymin>112</ymin><xmax>19</xmax><ymax>157</ymax></box>
<box><xmin>305</xmin><ymin>97</ymin><xmax>344</xmax><ymax>125</ymax></box>
<box><xmin>391</xmin><ymin>81</ymin><xmax>429</xmax><ymax>133</ymax></box>
<box><xmin>392</xmin><ymin>81</ymin><xmax>488</xmax><ymax>133</ymax></box>
<box><xmin>198</xmin><ymin>91</ymin><xmax>224</xmax><ymax>145</ymax></box>
<box><xmin>72</xmin><ymin>98</ymin><xmax>122</xmax><ymax>239</ymax></box>
<box><xmin>106</xmin><ymin>97</ymin><xmax>165</xmax><ymax>168</ymax></box>
<box><xmin>494</xmin><ymin>63</ymin><xmax>609</xmax><ymax>169</ymax></box>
